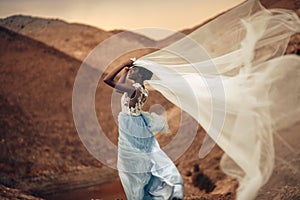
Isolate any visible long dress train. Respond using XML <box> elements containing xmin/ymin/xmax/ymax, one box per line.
<box><xmin>132</xmin><ymin>0</ymin><xmax>300</xmax><ymax>199</ymax></box>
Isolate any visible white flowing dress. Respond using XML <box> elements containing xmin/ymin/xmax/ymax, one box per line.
<box><xmin>117</xmin><ymin>83</ymin><xmax>183</xmax><ymax>199</ymax></box>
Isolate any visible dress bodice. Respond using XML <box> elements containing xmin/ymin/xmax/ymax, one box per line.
<box><xmin>121</xmin><ymin>83</ymin><xmax>148</xmax><ymax>116</ymax></box>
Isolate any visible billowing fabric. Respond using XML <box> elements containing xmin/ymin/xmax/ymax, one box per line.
<box><xmin>132</xmin><ymin>0</ymin><xmax>300</xmax><ymax>199</ymax></box>
<box><xmin>117</xmin><ymin>84</ymin><xmax>183</xmax><ymax>199</ymax></box>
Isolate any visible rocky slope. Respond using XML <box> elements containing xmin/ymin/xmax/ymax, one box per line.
<box><xmin>0</xmin><ymin>26</ymin><xmax>120</xmax><ymax>197</ymax></box>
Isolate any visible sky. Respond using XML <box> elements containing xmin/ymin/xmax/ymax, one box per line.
<box><xmin>0</xmin><ymin>0</ymin><xmax>245</xmax><ymax>39</ymax></box>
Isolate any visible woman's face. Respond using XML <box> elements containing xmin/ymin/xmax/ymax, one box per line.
<box><xmin>128</xmin><ymin>67</ymin><xmax>141</xmax><ymax>81</ymax></box>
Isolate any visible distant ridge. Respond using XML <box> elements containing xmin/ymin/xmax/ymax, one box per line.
<box><xmin>0</xmin><ymin>15</ymin><xmax>157</xmax><ymax>61</ymax></box>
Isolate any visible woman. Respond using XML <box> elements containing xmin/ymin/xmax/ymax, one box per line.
<box><xmin>103</xmin><ymin>58</ymin><xmax>184</xmax><ymax>200</ymax></box>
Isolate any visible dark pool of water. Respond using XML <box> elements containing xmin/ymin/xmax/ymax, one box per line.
<box><xmin>44</xmin><ymin>181</ymin><xmax>127</xmax><ymax>200</ymax></box>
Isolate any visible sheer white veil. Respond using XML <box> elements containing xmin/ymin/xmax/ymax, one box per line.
<box><xmin>132</xmin><ymin>0</ymin><xmax>300</xmax><ymax>199</ymax></box>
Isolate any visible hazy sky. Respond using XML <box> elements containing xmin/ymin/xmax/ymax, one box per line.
<box><xmin>0</xmin><ymin>0</ymin><xmax>245</xmax><ymax>39</ymax></box>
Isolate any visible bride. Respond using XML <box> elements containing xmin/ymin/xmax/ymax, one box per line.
<box><xmin>103</xmin><ymin>59</ymin><xmax>184</xmax><ymax>199</ymax></box>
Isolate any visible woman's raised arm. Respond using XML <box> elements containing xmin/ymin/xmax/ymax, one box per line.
<box><xmin>103</xmin><ymin>59</ymin><xmax>135</xmax><ymax>94</ymax></box>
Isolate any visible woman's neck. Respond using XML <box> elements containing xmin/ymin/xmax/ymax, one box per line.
<box><xmin>134</xmin><ymin>79</ymin><xmax>143</xmax><ymax>85</ymax></box>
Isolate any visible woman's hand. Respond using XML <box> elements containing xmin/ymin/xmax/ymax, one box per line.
<box><xmin>124</xmin><ymin>66</ymin><xmax>131</xmax><ymax>72</ymax></box>
<box><xmin>103</xmin><ymin>58</ymin><xmax>136</xmax><ymax>95</ymax></box>
<box><xmin>123</xmin><ymin>60</ymin><xmax>134</xmax><ymax>68</ymax></box>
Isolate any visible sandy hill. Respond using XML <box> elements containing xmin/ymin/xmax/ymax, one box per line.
<box><xmin>0</xmin><ymin>26</ymin><xmax>122</xmax><ymax>197</ymax></box>
<box><xmin>0</xmin><ymin>15</ymin><xmax>156</xmax><ymax>61</ymax></box>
